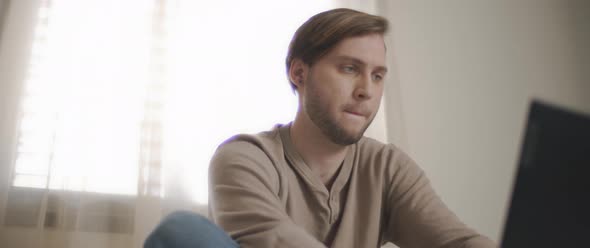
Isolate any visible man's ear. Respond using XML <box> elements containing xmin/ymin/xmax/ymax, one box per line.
<box><xmin>288</xmin><ymin>58</ymin><xmax>308</xmax><ymax>90</ymax></box>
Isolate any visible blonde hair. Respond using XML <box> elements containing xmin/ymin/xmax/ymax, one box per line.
<box><xmin>285</xmin><ymin>8</ymin><xmax>389</xmax><ymax>90</ymax></box>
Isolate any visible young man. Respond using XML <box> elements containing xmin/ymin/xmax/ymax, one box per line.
<box><xmin>208</xmin><ymin>8</ymin><xmax>495</xmax><ymax>248</ymax></box>
<box><xmin>145</xmin><ymin>8</ymin><xmax>495</xmax><ymax>248</ymax></box>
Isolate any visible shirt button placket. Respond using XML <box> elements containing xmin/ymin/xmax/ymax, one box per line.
<box><xmin>322</xmin><ymin>192</ymin><xmax>331</xmax><ymax>224</ymax></box>
<box><xmin>330</xmin><ymin>195</ymin><xmax>338</xmax><ymax>224</ymax></box>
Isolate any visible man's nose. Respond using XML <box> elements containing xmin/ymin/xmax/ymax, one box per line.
<box><xmin>353</xmin><ymin>74</ymin><xmax>373</xmax><ymax>100</ymax></box>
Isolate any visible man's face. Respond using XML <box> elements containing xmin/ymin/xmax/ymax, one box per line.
<box><xmin>300</xmin><ymin>34</ymin><xmax>387</xmax><ymax>145</ymax></box>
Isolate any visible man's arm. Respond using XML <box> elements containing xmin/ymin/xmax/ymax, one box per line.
<box><xmin>209</xmin><ymin>140</ymin><xmax>327</xmax><ymax>248</ymax></box>
<box><xmin>384</xmin><ymin>149</ymin><xmax>496</xmax><ymax>248</ymax></box>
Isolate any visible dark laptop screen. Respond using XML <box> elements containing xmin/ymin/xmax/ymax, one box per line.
<box><xmin>501</xmin><ymin>101</ymin><xmax>590</xmax><ymax>247</ymax></box>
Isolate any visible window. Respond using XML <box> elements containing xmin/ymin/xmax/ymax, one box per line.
<box><xmin>12</xmin><ymin>0</ymin><xmax>333</xmax><ymax>204</ymax></box>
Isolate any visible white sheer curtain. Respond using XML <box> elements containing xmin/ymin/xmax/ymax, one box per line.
<box><xmin>0</xmin><ymin>0</ymin><xmax>369</xmax><ymax>248</ymax></box>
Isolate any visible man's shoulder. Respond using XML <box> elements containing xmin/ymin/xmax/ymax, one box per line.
<box><xmin>212</xmin><ymin>124</ymin><xmax>286</xmax><ymax>166</ymax></box>
<box><xmin>357</xmin><ymin>136</ymin><xmax>406</xmax><ymax>157</ymax></box>
<box><xmin>209</xmin><ymin>125</ymin><xmax>285</xmax><ymax>197</ymax></box>
<box><xmin>356</xmin><ymin>136</ymin><xmax>413</xmax><ymax>169</ymax></box>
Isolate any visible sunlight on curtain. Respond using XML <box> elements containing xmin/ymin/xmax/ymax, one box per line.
<box><xmin>11</xmin><ymin>0</ymin><xmax>334</xmax><ymax>204</ymax></box>
<box><xmin>13</xmin><ymin>0</ymin><xmax>154</xmax><ymax>195</ymax></box>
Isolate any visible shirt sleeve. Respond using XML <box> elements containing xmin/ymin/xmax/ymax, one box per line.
<box><xmin>208</xmin><ymin>140</ymin><xmax>327</xmax><ymax>248</ymax></box>
<box><xmin>384</xmin><ymin>149</ymin><xmax>497</xmax><ymax>248</ymax></box>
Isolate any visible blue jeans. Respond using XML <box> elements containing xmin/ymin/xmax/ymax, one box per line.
<box><xmin>144</xmin><ymin>211</ymin><xmax>239</xmax><ymax>248</ymax></box>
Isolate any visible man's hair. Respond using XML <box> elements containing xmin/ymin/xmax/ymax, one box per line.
<box><xmin>285</xmin><ymin>8</ymin><xmax>389</xmax><ymax>90</ymax></box>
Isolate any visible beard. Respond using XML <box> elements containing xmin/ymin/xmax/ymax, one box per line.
<box><xmin>304</xmin><ymin>75</ymin><xmax>376</xmax><ymax>146</ymax></box>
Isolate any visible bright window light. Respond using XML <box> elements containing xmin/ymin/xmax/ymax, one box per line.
<box><xmin>13</xmin><ymin>0</ymin><xmax>334</xmax><ymax>204</ymax></box>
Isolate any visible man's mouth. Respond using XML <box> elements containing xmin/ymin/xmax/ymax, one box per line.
<box><xmin>343</xmin><ymin>108</ymin><xmax>369</xmax><ymax>118</ymax></box>
<box><xmin>345</xmin><ymin>110</ymin><xmax>364</xmax><ymax>116</ymax></box>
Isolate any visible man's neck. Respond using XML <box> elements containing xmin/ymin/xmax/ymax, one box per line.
<box><xmin>290</xmin><ymin>111</ymin><xmax>349</xmax><ymax>187</ymax></box>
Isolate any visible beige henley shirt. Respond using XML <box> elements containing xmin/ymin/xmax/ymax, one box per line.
<box><xmin>209</xmin><ymin>123</ymin><xmax>495</xmax><ymax>248</ymax></box>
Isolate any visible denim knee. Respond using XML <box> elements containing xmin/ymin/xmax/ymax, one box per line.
<box><xmin>144</xmin><ymin>210</ymin><xmax>238</xmax><ymax>248</ymax></box>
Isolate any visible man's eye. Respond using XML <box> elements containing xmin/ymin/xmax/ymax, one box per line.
<box><xmin>341</xmin><ymin>65</ymin><xmax>356</xmax><ymax>73</ymax></box>
<box><xmin>372</xmin><ymin>74</ymin><xmax>383</xmax><ymax>82</ymax></box>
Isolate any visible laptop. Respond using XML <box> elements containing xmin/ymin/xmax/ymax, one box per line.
<box><xmin>500</xmin><ymin>100</ymin><xmax>590</xmax><ymax>247</ymax></box>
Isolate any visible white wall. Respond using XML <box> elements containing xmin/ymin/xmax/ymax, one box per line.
<box><xmin>0</xmin><ymin>0</ymin><xmax>9</xmax><ymax>41</ymax></box>
<box><xmin>0</xmin><ymin>0</ymin><xmax>38</xmax><ymax>227</ymax></box>
<box><xmin>379</xmin><ymin>0</ymin><xmax>590</xmax><ymax>242</ymax></box>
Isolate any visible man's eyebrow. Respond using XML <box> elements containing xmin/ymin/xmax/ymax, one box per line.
<box><xmin>333</xmin><ymin>55</ymin><xmax>388</xmax><ymax>73</ymax></box>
